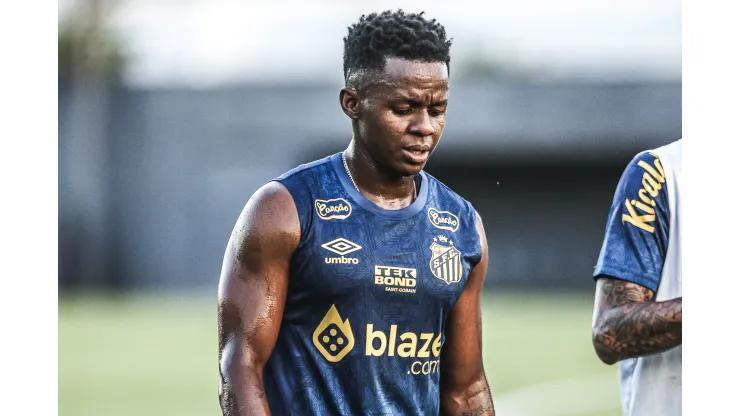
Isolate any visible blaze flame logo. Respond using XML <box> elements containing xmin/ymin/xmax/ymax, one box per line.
<box><xmin>312</xmin><ymin>305</ymin><xmax>355</xmax><ymax>362</ymax></box>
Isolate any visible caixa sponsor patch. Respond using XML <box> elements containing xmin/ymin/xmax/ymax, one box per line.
<box><xmin>315</xmin><ymin>198</ymin><xmax>352</xmax><ymax>220</ymax></box>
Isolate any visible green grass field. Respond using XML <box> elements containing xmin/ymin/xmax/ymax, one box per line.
<box><xmin>59</xmin><ymin>291</ymin><xmax>621</xmax><ymax>416</ymax></box>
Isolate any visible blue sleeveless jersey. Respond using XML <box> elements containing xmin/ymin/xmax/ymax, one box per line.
<box><xmin>263</xmin><ymin>152</ymin><xmax>482</xmax><ymax>415</ymax></box>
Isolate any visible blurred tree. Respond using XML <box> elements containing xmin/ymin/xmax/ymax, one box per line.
<box><xmin>59</xmin><ymin>0</ymin><xmax>126</xmax><ymax>291</ymax></box>
<box><xmin>58</xmin><ymin>0</ymin><xmax>126</xmax><ymax>85</ymax></box>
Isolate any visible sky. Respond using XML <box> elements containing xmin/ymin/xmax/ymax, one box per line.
<box><xmin>59</xmin><ymin>0</ymin><xmax>682</xmax><ymax>87</ymax></box>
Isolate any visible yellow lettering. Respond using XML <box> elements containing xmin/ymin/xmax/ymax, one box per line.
<box><xmin>638</xmin><ymin>189</ymin><xmax>656</xmax><ymax>206</ymax></box>
<box><xmin>654</xmin><ymin>158</ymin><xmax>665</xmax><ymax>178</ymax></box>
<box><xmin>622</xmin><ymin>200</ymin><xmax>655</xmax><ymax>233</ymax></box>
<box><xmin>411</xmin><ymin>361</ymin><xmax>421</xmax><ymax>375</ymax></box>
<box><xmin>388</xmin><ymin>325</ymin><xmax>397</xmax><ymax>357</ymax></box>
<box><xmin>422</xmin><ymin>361</ymin><xmax>431</xmax><ymax>375</ymax></box>
<box><xmin>417</xmin><ymin>333</ymin><xmax>433</xmax><ymax>358</ymax></box>
<box><xmin>431</xmin><ymin>333</ymin><xmax>442</xmax><ymax>357</ymax></box>
<box><xmin>638</xmin><ymin>159</ymin><xmax>666</xmax><ymax>184</ymax></box>
<box><xmin>642</xmin><ymin>174</ymin><xmax>661</xmax><ymax>197</ymax></box>
<box><xmin>631</xmin><ymin>199</ymin><xmax>655</xmax><ymax>215</ymax></box>
<box><xmin>374</xmin><ymin>276</ymin><xmax>384</xmax><ymax>285</ymax></box>
<box><xmin>365</xmin><ymin>324</ymin><xmax>386</xmax><ymax>356</ymax></box>
<box><xmin>647</xmin><ymin>153</ymin><xmax>666</xmax><ymax>179</ymax></box>
<box><xmin>398</xmin><ymin>333</ymin><xmax>418</xmax><ymax>357</ymax></box>
<box><xmin>363</xmin><ymin>327</ymin><xmax>443</xmax><ymax>362</ymax></box>
<box><xmin>409</xmin><ymin>360</ymin><xmax>439</xmax><ymax>375</ymax></box>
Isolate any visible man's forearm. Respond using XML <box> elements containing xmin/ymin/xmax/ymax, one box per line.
<box><xmin>593</xmin><ymin>297</ymin><xmax>682</xmax><ymax>364</ymax></box>
<box><xmin>219</xmin><ymin>348</ymin><xmax>271</xmax><ymax>416</ymax></box>
<box><xmin>441</xmin><ymin>375</ymin><xmax>495</xmax><ymax>416</ymax></box>
<box><xmin>219</xmin><ymin>367</ymin><xmax>270</xmax><ymax>416</ymax></box>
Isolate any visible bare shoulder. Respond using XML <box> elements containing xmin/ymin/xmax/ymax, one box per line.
<box><xmin>228</xmin><ymin>181</ymin><xmax>301</xmax><ymax>265</ymax></box>
<box><xmin>239</xmin><ymin>181</ymin><xmax>298</xmax><ymax>228</ymax></box>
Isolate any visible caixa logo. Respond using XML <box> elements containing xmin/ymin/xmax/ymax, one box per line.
<box><xmin>315</xmin><ymin>198</ymin><xmax>352</xmax><ymax>220</ymax></box>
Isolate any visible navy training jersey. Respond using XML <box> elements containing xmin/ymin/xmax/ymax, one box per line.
<box><xmin>263</xmin><ymin>152</ymin><xmax>483</xmax><ymax>415</ymax></box>
<box><xmin>593</xmin><ymin>150</ymin><xmax>670</xmax><ymax>292</ymax></box>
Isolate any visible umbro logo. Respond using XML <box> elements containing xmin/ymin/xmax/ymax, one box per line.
<box><xmin>322</xmin><ymin>238</ymin><xmax>361</xmax><ymax>264</ymax></box>
<box><xmin>322</xmin><ymin>238</ymin><xmax>362</xmax><ymax>256</ymax></box>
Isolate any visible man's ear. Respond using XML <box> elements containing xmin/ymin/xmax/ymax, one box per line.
<box><xmin>339</xmin><ymin>88</ymin><xmax>360</xmax><ymax>120</ymax></box>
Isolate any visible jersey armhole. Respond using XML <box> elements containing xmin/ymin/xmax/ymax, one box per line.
<box><xmin>470</xmin><ymin>204</ymin><xmax>484</xmax><ymax>269</ymax></box>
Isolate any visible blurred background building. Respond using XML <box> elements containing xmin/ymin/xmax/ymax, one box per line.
<box><xmin>58</xmin><ymin>1</ymin><xmax>681</xmax><ymax>415</ymax></box>
<box><xmin>58</xmin><ymin>0</ymin><xmax>681</xmax><ymax>293</ymax></box>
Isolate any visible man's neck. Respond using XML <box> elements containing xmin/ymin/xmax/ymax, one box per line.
<box><xmin>344</xmin><ymin>142</ymin><xmax>417</xmax><ymax>209</ymax></box>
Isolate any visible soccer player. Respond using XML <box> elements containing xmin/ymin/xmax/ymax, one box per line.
<box><xmin>591</xmin><ymin>139</ymin><xmax>682</xmax><ymax>416</ymax></box>
<box><xmin>217</xmin><ymin>10</ymin><xmax>494</xmax><ymax>416</ymax></box>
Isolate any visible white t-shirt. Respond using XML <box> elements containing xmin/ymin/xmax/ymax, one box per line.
<box><xmin>594</xmin><ymin>139</ymin><xmax>682</xmax><ymax>416</ymax></box>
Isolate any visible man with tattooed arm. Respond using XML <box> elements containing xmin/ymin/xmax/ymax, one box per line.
<box><xmin>591</xmin><ymin>139</ymin><xmax>682</xmax><ymax>416</ymax></box>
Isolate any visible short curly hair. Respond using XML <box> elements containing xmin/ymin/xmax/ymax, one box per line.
<box><xmin>343</xmin><ymin>10</ymin><xmax>452</xmax><ymax>87</ymax></box>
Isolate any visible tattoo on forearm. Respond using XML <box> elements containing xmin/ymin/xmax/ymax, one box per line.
<box><xmin>601</xmin><ymin>278</ymin><xmax>654</xmax><ymax>303</ymax></box>
<box><xmin>459</xmin><ymin>383</ymin><xmax>495</xmax><ymax>416</ymax></box>
<box><xmin>594</xmin><ymin>279</ymin><xmax>682</xmax><ymax>361</ymax></box>
<box><xmin>219</xmin><ymin>381</ymin><xmax>267</xmax><ymax>416</ymax></box>
<box><xmin>462</xmin><ymin>405</ymin><xmax>493</xmax><ymax>416</ymax></box>
<box><xmin>254</xmin><ymin>385</ymin><xmax>265</xmax><ymax>399</ymax></box>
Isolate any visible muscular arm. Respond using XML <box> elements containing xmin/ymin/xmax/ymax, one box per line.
<box><xmin>217</xmin><ymin>182</ymin><xmax>300</xmax><ymax>415</ymax></box>
<box><xmin>440</xmin><ymin>211</ymin><xmax>495</xmax><ymax>416</ymax></box>
<box><xmin>591</xmin><ymin>276</ymin><xmax>682</xmax><ymax>365</ymax></box>
<box><xmin>591</xmin><ymin>151</ymin><xmax>681</xmax><ymax>365</ymax></box>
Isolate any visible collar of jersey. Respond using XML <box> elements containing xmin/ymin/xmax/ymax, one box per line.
<box><xmin>330</xmin><ymin>152</ymin><xmax>429</xmax><ymax>220</ymax></box>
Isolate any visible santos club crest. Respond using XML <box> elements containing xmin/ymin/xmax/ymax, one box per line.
<box><xmin>429</xmin><ymin>235</ymin><xmax>463</xmax><ymax>285</ymax></box>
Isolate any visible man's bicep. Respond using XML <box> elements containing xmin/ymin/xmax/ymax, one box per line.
<box><xmin>594</xmin><ymin>151</ymin><xmax>670</xmax><ymax>292</ymax></box>
<box><xmin>442</xmin><ymin>211</ymin><xmax>488</xmax><ymax>384</ymax></box>
<box><xmin>218</xmin><ymin>181</ymin><xmax>300</xmax><ymax>366</ymax></box>
<box><xmin>442</xmin><ymin>268</ymin><xmax>485</xmax><ymax>377</ymax></box>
